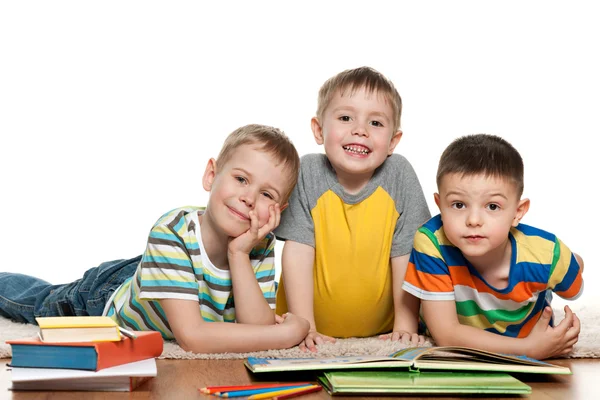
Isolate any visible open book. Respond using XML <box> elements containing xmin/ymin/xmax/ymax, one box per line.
<box><xmin>245</xmin><ymin>346</ymin><xmax>571</xmax><ymax>375</ymax></box>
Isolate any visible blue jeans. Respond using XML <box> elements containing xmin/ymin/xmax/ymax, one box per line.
<box><xmin>0</xmin><ymin>256</ymin><xmax>141</xmax><ymax>325</ymax></box>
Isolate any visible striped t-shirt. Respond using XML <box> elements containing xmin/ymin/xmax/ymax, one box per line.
<box><xmin>103</xmin><ymin>206</ymin><xmax>276</xmax><ymax>339</ymax></box>
<box><xmin>402</xmin><ymin>214</ymin><xmax>583</xmax><ymax>338</ymax></box>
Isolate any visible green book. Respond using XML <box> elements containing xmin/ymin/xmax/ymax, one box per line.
<box><xmin>245</xmin><ymin>346</ymin><xmax>571</xmax><ymax>375</ymax></box>
<box><xmin>318</xmin><ymin>370</ymin><xmax>532</xmax><ymax>395</ymax></box>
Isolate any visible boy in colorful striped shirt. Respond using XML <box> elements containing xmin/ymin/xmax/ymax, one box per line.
<box><xmin>402</xmin><ymin>134</ymin><xmax>584</xmax><ymax>359</ymax></box>
<box><xmin>0</xmin><ymin>124</ymin><xmax>310</xmax><ymax>353</ymax></box>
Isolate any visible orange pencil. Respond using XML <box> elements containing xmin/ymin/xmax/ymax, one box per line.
<box><xmin>273</xmin><ymin>385</ymin><xmax>323</xmax><ymax>399</ymax></box>
<box><xmin>199</xmin><ymin>382</ymin><xmax>313</xmax><ymax>395</ymax></box>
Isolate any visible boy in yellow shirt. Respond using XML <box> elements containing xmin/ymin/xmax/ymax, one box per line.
<box><xmin>275</xmin><ymin>67</ymin><xmax>431</xmax><ymax>351</ymax></box>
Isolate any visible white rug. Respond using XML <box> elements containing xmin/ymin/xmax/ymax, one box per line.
<box><xmin>1</xmin><ymin>304</ymin><xmax>598</xmax><ymax>360</ymax></box>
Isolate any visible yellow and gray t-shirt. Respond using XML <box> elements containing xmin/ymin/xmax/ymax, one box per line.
<box><xmin>275</xmin><ymin>154</ymin><xmax>430</xmax><ymax>338</ymax></box>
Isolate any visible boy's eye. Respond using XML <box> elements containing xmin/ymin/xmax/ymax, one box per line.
<box><xmin>262</xmin><ymin>192</ymin><xmax>274</xmax><ymax>200</ymax></box>
<box><xmin>235</xmin><ymin>176</ymin><xmax>247</xmax><ymax>184</ymax></box>
<box><xmin>370</xmin><ymin>120</ymin><xmax>384</xmax><ymax>127</ymax></box>
<box><xmin>487</xmin><ymin>203</ymin><xmax>500</xmax><ymax>211</ymax></box>
<box><xmin>451</xmin><ymin>202</ymin><xmax>465</xmax><ymax>210</ymax></box>
<box><xmin>339</xmin><ymin>115</ymin><xmax>351</xmax><ymax>122</ymax></box>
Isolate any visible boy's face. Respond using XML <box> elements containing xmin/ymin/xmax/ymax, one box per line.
<box><xmin>312</xmin><ymin>87</ymin><xmax>402</xmax><ymax>189</ymax></box>
<box><xmin>202</xmin><ymin>144</ymin><xmax>290</xmax><ymax>238</ymax></box>
<box><xmin>435</xmin><ymin>173</ymin><xmax>530</xmax><ymax>263</ymax></box>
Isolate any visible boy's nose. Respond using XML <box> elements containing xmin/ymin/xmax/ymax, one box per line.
<box><xmin>240</xmin><ymin>191</ymin><xmax>256</xmax><ymax>209</ymax></box>
<box><xmin>352</xmin><ymin>122</ymin><xmax>368</xmax><ymax>137</ymax></box>
<box><xmin>466</xmin><ymin>210</ymin><xmax>482</xmax><ymax>227</ymax></box>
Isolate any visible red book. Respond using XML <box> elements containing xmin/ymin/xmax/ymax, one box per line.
<box><xmin>7</xmin><ymin>330</ymin><xmax>163</xmax><ymax>371</ymax></box>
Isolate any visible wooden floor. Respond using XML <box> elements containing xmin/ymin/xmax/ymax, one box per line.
<box><xmin>1</xmin><ymin>358</ymin><xmax>599</xmax><ymax>399</ymax></box>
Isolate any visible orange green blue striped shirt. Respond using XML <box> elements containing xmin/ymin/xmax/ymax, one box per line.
<box><xmin>103</xmin><ymin>206</ymin><xmax>276</xmax><ymax>339</ymax></box>
<box><xmin>402</xmin><ymin>214</ymin><xmax>583</xmax><ymax>338</ymax></box>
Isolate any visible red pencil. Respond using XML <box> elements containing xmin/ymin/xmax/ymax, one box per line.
<box><xmin>199</xmin><ymin>382</ymin><xmax>313</xmax><ymax>395</ymax></box>
<box><xmin>272</xmin><ymin>385</ymin><xmax>322</xmax><ymax>400</ymax></box>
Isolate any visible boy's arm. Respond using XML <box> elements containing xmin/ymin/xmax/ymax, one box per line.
<box><xmin>389</xmin><ymin>255</ymin><xmax>421</xmax><ymax>338</ymax></box>
<box><xmin>161</xmin><ymin>298</ymin><xmax>310</xmax><ymax>353</ymax></box>
<box><xmin>422</xmin><ymin>300</ymin><xmax>580</xmax><ymax>359</ymax></box>
<box><xmin>281</xmin><ymin>240</ymin><xmax>335</xmax><ymax>351</ymax></box>
<box><xmin>228</xmin><ymin>251</ymin><xmax>276</xmax><ymax>325</ymax></box>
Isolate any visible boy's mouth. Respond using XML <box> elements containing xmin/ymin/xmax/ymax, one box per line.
<box><xmin>227</xmin><ymin>206</ymin><xmax>249</xmax><ymax>221</ymax></box>
<box><xmin>343</xmin><ymin>144</ymin><xmax>370</xmax><ymax>155</ymax></box>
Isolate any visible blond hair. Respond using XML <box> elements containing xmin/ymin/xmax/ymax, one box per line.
<box><xmin>216</xmin><ymin>124</ymin><xmax>300</xmax><ymax>202</ymax></box>
<box><xmin>316</xmin><ymin>66</ymin><xmax>402</xmax><ymax>131</ymax></box>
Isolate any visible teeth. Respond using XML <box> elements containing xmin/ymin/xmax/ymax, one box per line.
<box><xmin>343</xmin><ymin>145</ymin><xmax>369</xmax><ymax>154</ymax></box>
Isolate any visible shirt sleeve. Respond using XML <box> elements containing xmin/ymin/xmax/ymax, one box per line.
<box><xmin>548</xmin><ymin>237</ymin><xmax>584</xmax><ymax>300</ymax></box>
<box><xmin>390</xmin><ymin>156</ymin><xmax>432</xmax><ymax>257</ymax></box>
<box><xmin>138</xmin><ymin>215</ymin><xmax>200</xmax><ymax>301</ymax></box>
<box><xmin>402</xmin><ymin>227</ymin><xmax>455</xmax><ymax>301</ymax></box>
<box><xmin>250</xmin><ymin>233</ymin><xmax>277</xmax><ymax>309</ymax></box>
<box><xmin>273</xmin><ymin>156</ymin><xmax>316</xmax><ymax>247</ymax></box>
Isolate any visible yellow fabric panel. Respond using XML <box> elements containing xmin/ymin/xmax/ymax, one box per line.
<box><xmin>548</xmin><ymin>238</ymin><xmax>572</xmax><ymax>289</ymax></box>
<box><xmin>511</xmin><ymin>230</ymin><xmax>555</xmax><ymax>265</ymax></box>
<box><xmin>308</xmin><ymin>187</ymin><xmax>399</xmax><ymax>337</ymax></box>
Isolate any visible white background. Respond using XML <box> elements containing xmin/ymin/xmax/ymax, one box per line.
<box><xmin>1</xmin><ymin>1</ymin><xmax>597</xmax><ymax>308</ymax></box>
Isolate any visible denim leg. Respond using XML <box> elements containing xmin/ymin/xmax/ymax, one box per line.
<box><xmin>0</xmin><ymin>256</ymin><xmax>141</xmax><ymax>325</ymax></box>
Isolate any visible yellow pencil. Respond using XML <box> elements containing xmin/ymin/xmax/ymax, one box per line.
<box><xmin>247</xmin><ymin>384</ymin><xmax>321</xmax><ymax>400</ymax></box>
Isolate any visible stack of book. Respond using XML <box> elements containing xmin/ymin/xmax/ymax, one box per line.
<box><xmin>6</xmin><ymin>316</ymin><xmax>163</xmax><ymax>392</ymax></box>
<box><xmin>244</xmin><ymin>346</ymin><xmax>573</xmax><ymax>396</ymax></box>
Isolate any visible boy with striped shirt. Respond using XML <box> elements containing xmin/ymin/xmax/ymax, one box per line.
<box><xmin>0</xmin><ymin>124</ymin><xmax>310</xmax><ymax>353</ymax></box>
<box><xmin>402</xmin><ymin>134</ymin><xmax>584</xmax><ymax>359</ymax></box>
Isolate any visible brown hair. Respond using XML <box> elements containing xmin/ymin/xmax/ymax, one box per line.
<box><xmin>216</xmin><ymin>124</ymin><xmax>300</xmax><ymax>201</ymax></box>
<box><xmin>316</xmin><ymin>66</ymin><xmax>402</xmax><ymax>131</ymax></box>
<box><xmin>436</xmin><ymin>134</ymin><xmax>524</xmax><ymax>197</ymax></box>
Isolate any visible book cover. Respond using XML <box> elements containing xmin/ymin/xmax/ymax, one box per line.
<box><xmin>10</xmin><ymin>358</ymin><xmax>157</xmax><ymax>392</ymax></box>
<box><xmin>318</xmin><ymin>370</ymin><xmax>532</xmax><ymax>395</ymax></box>
<box><xmin>35</xmin><ymin>316</ymin><xmax>122</xmax><ymax>342</ymax></box>
<box><xmin>245</xmin><ymin>346</ymin><xmax>571</xmax><ymax>375</ymax></box>
<box><xmin>7</xmin><ymin>330</ymin><xmax>163</xmax><ymax>371</ymax></box>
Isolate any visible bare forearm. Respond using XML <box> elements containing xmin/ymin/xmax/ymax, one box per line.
<box><xmin>229</xmin><ymin>253</ymin><xmax>275</xmax><ymax>324</ymax></box>
<box><xmin>432</xmin><ymin>323</ymin><xmax>528</xmax><ymax>356</ymax></box>
<box><xmin>177</xmin><ymin>322</ymin><xmax>302</xmax><ymax>353</ymax></box>
<box><xmin>282</xmin><ymin>242</ymin><xmax>317</xmax><ymax>329</ymax></box>
<box><xmin>392</xmin><ymin>255</ymin><xmax>419</xmax><ymax>333</ymax></box>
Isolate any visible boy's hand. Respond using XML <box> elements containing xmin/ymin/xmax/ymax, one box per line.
<box><xmin>299</xmin><ymin>330</ymin><xmax>336</xmax><ymax>353</ymax></box>
<box><xmin>524</xmin><ymin>305</ymin><xmax>580</xmax><ymax>359</ymax></box>
<box><xmin>379</xmin><ymin>330</ymin><xmax>426</xmax><ymax>346</ymax></box>
<box><xmin>279</xmin><ymin>313</ymin><xmax>311</xmax><ymax>344</ymax></box>
<box><xmin>228</xmin><ymin>204</ymin><xmax>281</xmax><ymax>257</ymax></box>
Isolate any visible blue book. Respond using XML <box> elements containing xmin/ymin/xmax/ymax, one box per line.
<box><xmin>7</xmin><ymin>331</ymin><xmax>163</xmax><ymax>371</ymax></box>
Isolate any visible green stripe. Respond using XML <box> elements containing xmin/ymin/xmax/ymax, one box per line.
<box><xmin>548</xmin><ymin>238</ymin><xmax>561</xmax><ymax>278</ymax></box>
<box><xmin>456</xmin><ymin>300</ymin><xmax>533</xmax><ymax>323</ymax></box>
<box><xmin>419</xmin><ymin>226</ymin><xmax>441</xmax><ymax>253</ymax></box>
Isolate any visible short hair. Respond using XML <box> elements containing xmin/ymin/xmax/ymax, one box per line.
<box><xmin>436</xmin><ymin>134</ymin><xmax>524</xmax><ymax>197</ymax></box>
<box><xmin>316</xmin><ymin>66</ymin><xmax>403</xmax><ymax>131</ymax></box>
<box><xmin>216</xmin><ymin>124</ymin><xmax>300</xmax><ymax>202</ymax></box>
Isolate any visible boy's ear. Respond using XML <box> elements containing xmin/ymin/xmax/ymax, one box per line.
<box><xmin>512</xmin><ymin>198</ymin><xmax>530</xmax><ymax>227</ymax></box>
<box><xmin>279</xmin><ymin>203</ymin><xmax>289</xmax><ymax>212</ymax></box>
<box><xmin>311</xmin><ymin>117</ymin><xmax>324</xmax><ymax>145</ymax></box>
<box><xmin>202</xmin><ymin>158</ymin><xmax>218</xmax><ymax>191</ymax></box>
<box><xmin>434</xmin><ymin>192</ymin><xmax>441</xmax><ymax>210</ymax></box>
<box><xmin>387</xmin><ymin>130</ymin><xmax>403</xmax><ymax>155</ymax></box>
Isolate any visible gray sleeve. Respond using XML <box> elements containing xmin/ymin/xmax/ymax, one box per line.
<box><xmin>388</xmin><ymin>155</ymin><xmax>431</xmax><ymax>257</ymax></box>
<box><xmin>274</xmin><ymin>155</ymin><xmax>321</xmax><ymax>247</ymax></box>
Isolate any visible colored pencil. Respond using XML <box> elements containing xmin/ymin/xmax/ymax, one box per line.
<box><xmin>219</xmin><ymin>384</ymin><xmax>313</xmax><ymax>397</ymax></box>
<box><xmin>199</xmin><ymin>382</ymin><xmax>312</xmax><ymax>395</ymax></box>
<box><xmin>273</xmin><ymin>385</ymin><xmax>322</xmax><ymax>400</ymax></box>
<box><xmin>247</xmin><ymin>385</ymin><xmax>321</xmax><ymax>400</ymax></box>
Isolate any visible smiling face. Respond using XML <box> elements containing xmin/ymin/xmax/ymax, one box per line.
<box><xmin>202</xmin><ymin>144</ymin><xmax>291</xmax><ymax>239</ymax></box>
<box><xmin>435</xmin><ymin>173</ymin><xmax>530</xmax><ymax>268</ymax></box>
<box><xmin>312</xmin><ymin>86</ymin><xmax>402</xmax><ymax>193</ymax></box>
